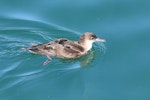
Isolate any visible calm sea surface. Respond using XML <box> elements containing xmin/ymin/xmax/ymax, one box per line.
<box><xmin>0</xmin><ymin>0</ymin><xmax>150</xmax><ymax>100</ymax></box>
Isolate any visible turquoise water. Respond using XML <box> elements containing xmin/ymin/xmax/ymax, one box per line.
<box><xmin>0</xmin><ymin>0</ymin><xmax>150</xmax><ymax>100</ymax></box>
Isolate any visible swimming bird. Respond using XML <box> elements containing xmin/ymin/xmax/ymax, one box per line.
<box><xmin>22</xmin><ymin>32</ymin><xmax>106</xmax><ymax>65</ymax></box>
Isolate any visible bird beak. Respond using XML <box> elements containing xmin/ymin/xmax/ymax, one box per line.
<box><xmin>95</xmin><ymin>38</ymin><xmax>106</xmax><ymax>42</ymax></box>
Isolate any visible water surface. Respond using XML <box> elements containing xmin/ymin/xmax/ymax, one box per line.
<box><xmin>0</xmin><ymin>0</ymin><xmax>150</xmax><ymax>100</ymax></box>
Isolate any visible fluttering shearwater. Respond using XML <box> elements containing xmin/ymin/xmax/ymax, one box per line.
<box><xmin>22</xmin><ymin>32</ymin><xmax>106</xmax><ymax>65</ymax></box>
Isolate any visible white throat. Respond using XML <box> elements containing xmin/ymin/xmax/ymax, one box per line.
<box><xmin>83</xmin><ymin>40</ymin><xmax>93</xmax><ymax>52</ymax></box>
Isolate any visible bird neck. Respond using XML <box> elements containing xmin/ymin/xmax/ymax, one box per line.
<box><xmin>78</xmin><ymin>39</ymin><xmax>93</xmax><ymax>52</ymax></box>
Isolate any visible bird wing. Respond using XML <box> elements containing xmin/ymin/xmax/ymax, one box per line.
<box><xmin>54</xmin><ymin>38</ymin><xmax>84</xmax><ymax>53</ymax></box>
<box><xmin>53</xmin><ymin>38</ymin><xmax>85</xmax><ymax>58</ymax></box>
<box><xmin>28</xmin><ymin>38</ymin><xmax>85</xmax><ymax>58</ymax></box>
<box><xmin>63</xmin><ymin>41</ymin><xmax>84</xmax><ymax>53</ymax></box>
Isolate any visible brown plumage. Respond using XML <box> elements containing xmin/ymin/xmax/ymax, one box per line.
<box><xmin>22</xmin><ymin>32</ymin><xmax>106</xmax><ymax>65</ymax></box>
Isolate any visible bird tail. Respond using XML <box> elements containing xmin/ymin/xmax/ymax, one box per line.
<box><xmin>21</xmin><ymin>47</ymin><xmax>28</xmax><ymax>51</ymax></box>
<box><xmin>21</xmin><ymin>47</ymin><xmax>38</xmax><ymax>54</ymax></box>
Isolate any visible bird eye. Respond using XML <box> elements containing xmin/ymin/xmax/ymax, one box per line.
<box><xmin>90</xmin><ymin>34</ymin><xmax>97</xmax><ymax>40</ymax></box>
<box><xmin>90</xmin><ymin>37</ymin><xmax>95</xmax><ymax>40</ymax></box>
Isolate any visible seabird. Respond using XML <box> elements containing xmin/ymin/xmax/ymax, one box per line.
<box><xmin>22</xmin><ymin>32</ymin><xmax>106</xmax><ymax>65</ymax></box>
